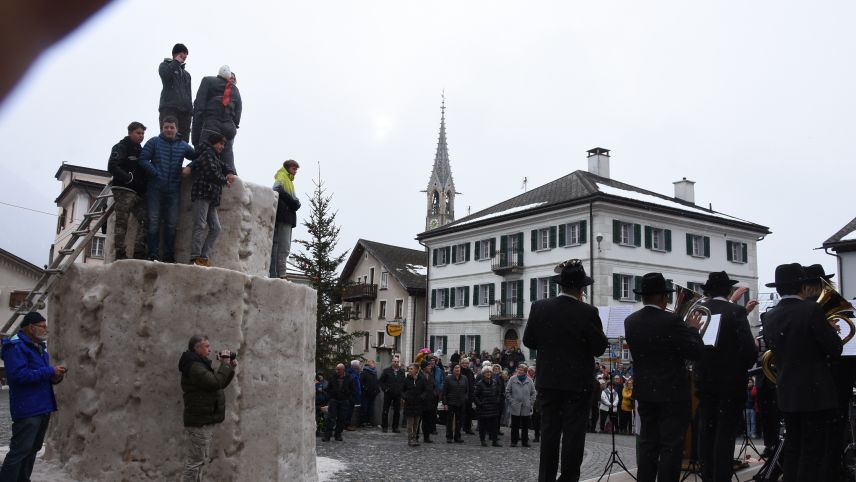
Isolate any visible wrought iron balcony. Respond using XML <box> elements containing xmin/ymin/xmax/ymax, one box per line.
<box><xmin>490</xmin><ymin>250</ymin><xmax>524</xmax><ymax>275</ymax></box>
<box><xmin>489</xmin><ymin>301</ymin><xmax>523</xmax><ymax>325</ymax></box>
<box><xmin>341</xmin><ymin>283</ymin><xmax>378</xmax><ymax>301</ymax></box>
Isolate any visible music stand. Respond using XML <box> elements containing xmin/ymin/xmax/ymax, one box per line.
<box><xmin>597</xmin><ymin>392</ymin><xmax>635</xmax><ymax>481</ymax></box>
<box><xmin>752</xmin><ymin>420</ymin><xmax>785</xmax><ymax>482</ymax></box>
<box><xmin>734</xmin><ymin>414</ymin><xmax>763</xmax><ymax>480</ymax></box>
<box><xmin>680</xmin><ymin>416</ymin><xmax>701</xmax><ymax>482</ymax></box>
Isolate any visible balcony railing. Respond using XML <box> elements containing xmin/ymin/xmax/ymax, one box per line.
<box><xmin>489</xmin><ymin>301</ymin><xmax>523</xmax><ymax>324</ymax></box>
<box><xmin>491</xmin><ymin>249</ymin><xmax>524</xmax><ymax>275</ymax></box>
<box><xmin>341</xmin><ymin>283</ymin><xmax>378</xmax><ymax>301</ymax></box>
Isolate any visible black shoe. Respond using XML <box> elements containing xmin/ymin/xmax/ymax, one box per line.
<box><xmin>446</xmin><ymin>439</ymin><xmax>453</xmax><ymax>444</ymax></box>
<box><xmin>465</xmin><ymin>430</ymin><xmax>475</xmax><ymax>435</ymax></box>
<box><xmin>132</xmin><ymin>252</ymin><xmax>148</xmax><ymax>260</ymax></box>
<box><xmin>162</xmin><ymin>257</ymin><xmax>176</xmax><ymax>264</ymax></box>
<box><xmin>382</xmin><ymin>427</ymin><xmax>388</xmax><ymax>433</ymax></box>
<box><xmin>481</xmin><ymin>440</ymin><xmax>488</xmax><ymax>447</ymax></box>
<box><xmin>510</xmin><ymin>442</ymin><xmax>518</xmax><ymax>447</ymax></box>
<box><xmin>322</xmin><ymin>435</ymin><xmax>331</xmax><ymax>442</ymax></box>
<box><xmin>454</xmin><ymin>438</ymin><xmax>464</xmax><ymax>443</ymax></box>
<box><xmin>423</xmin><ymin>438</ymin><xmax>434</xmax><ymax>443</ymax></box>
<box><xmin>492</xmin><ymin>441</ymin><xmax>503</xmax><ymax>447</ymax></box>
<box><xmin>148</xmin><ymin>255</ymin><xmax>159</xmax><ymax>262</ymax></box>
<box><xmin>334</xmin><ymin>435</ymin><xmax>343</xmax><ymax>441</ymax></box>
<box><xmin>522</xmin><ymin>441</ymin><xmax>531</xmax><ymax>447</ymax></box>
<box><xmin>115</xmin><ymin>251</ymin><xmax>127</xmax><ymax>260</ymax></box>
<box><xmin>533</xmin><ymin>436</ymin><xmax>540</xmax><ymax>442</ymax></box>
<box><xmin>392</xmin><ymin>428</ymin><xmax>401</xmax><ymax>433</ymax></box>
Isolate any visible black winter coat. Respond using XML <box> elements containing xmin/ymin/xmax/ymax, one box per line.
<box><xmin>460</xmin><ymin>367</ymin><xmax>476</xmax><ymax>400</ymax></box>
<box><xmin>274</xmin><ymin>185</ymin><xmax>301</xmax><ymax>227</ymax></box>
<box><xmin>192</xmin><ymin>75</ymin><xmax>242</xmax><ymax>145</ymax></box>
<box><xmin>402</xmin><ymin>374</ymin><xmax>426</xmax><ymax>416</ymax></box>
<box><xmin>178</xmin><ymin>351</ymin><xmax>235</xmax><ymax>427</ymax></box>
<box><xmin>474</xmin><ymin>377</ymin><xmax>503</xmax><ymax>418</ymax></box>
<box><xmin>442</xmin><ymin>374</ymin><xmax>469</xmax><ymax>407</ymax></box>
<box><xmin>108</xmin><ymin>137</ymin><xmax>147</xmax><ymax>195</ymax></box>
<box><xmin>158</xmin><ymin>58</ymin><xmax>192</xmax><ymax>113</ymax></box>
<box><xmin>327</xmin><ymin>374</ymin><xmax>355</xmax><ymax>401</ymax></box>
<box><xmin>379</xmin><ymin>366</ymin><xmax>406</xmax><ymax>397</ymax></box>
<box><xmin>360</xmin><ymin>368</ymin><xmax>380</xmax><ymax>399</ymax></box>
<box><xmin>694</xmin><ymin>299</ymin><xmax>757</xmax><ymax>395</ymax></box>
<box><xmin>422</xmin><ymin>371</ymin><xmax>436</xmax><ymax>410</ymax></box>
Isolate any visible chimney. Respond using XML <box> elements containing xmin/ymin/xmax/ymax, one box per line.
<box><xmin>587</xmin><ymin>147</ymin><xmax>610</xmax><ymax>178</ymax></box>
<box><xmin>673</xmin><ymin>177</ymin><xmax>695</xmax><ymax>204</ymax></box>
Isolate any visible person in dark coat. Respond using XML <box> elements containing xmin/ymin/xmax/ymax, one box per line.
<box><xmin>420</xmin><ymin>361</ymin><xmax>437</xmax><ymax>443</ymax></box>
<box><xmin>359</xmin><ymin>360</ymin><xmax>380</xmax><ymax>427</ymax></box>
<box><xmin>192</xmin><ymin>65</ymin><xmax>241</xmax><ymax>174</ymax></box>
<box><xmin>442</xmin><ymin>364</ymin><xmax>469</xmax><ymax>443</ymax></box>
<box><xmin>269</xmin><ymin>160</ymin><xmax>300</xmax><ymax>278</ymax></box>
<box><xmin>158</xmin><ymin>43</ymin><xmax>192</xmax><ymax>141</ymax></box>
<box><xmin>322</xmin><ymin>363</ymin><xmax>354</xmax><ymax>442</ymax></box>
<box><xmin>188</xmin><ymin>133</ymin><xmax>231</xmax><ymax>267</ymax></box>
<box><xmin>522</xmin><ymin>259</ymin><xmax>608</xmax><ymax>481</ymax></box>
<box><xmin>402</xmin><ymin>363</ymin><xmax>426</xmax><ymax>446</ymax></box>
<box><xmin>693</xmin><ymin>271</ymin><xmax>758</xmax><ymax>482</ymax></box>
<box><xmin>762</xmin><ymin>263</ymin><xmax>842</xmax><ymax>482</ymax></box>
<box><xmin>379</xmin><ymin>356</ymin><xmax>406</xmax><ymax>433</ymax></box>
<box><xmin>474</xmin><ymin>365</ymin><xmax>504</xmax><ymax>446</ymax></box>
<box><xmin>107</xmin><ymin>121</ymin><xmax>148</xmax><ymax>260</ymax></box>
<box><xmin>625</xmin><ymin>273</ymin><xmax>704</xmax><ymax>482</ymax></box>
<box><xmin>459</xmin><ymin>357</ymin><xmax>477</xmax><ymax>434</ymax></box>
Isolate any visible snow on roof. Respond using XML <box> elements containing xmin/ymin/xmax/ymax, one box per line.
<box><xmin>454</xmin><ymin>202</ymin><xmax>548</xmax><ymax>226</ymax></box>
<box><xmin>405</xmin><ymin>264</ymin><xmax>427</xmax><ymax>276</ymax></box>
<box><xmin>595</xmin><ymin>183</ymin><xmax>752</xmax><ymax>224</ymax></box>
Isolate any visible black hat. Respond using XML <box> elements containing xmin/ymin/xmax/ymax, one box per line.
<box><xmin>765</xmin><ymin>263</ymin><xmax>805</xmax><ymax>288</ymax></box>
<box><xmin>633</xmin><ymin>273</ymin><xmax>675</xmax><ymax>296</ymax></box>
<box><xmin>550</xmin><ymin>259</ymin><xmax>594</xmax><ymax>288</ymax></box>
<box><xmin>172</xmin><ymin>43</ymin><xmax>188</xmax><ymax>56</ymax></box>
<box><xmin>802</xmin><ymin>264</ymin><xmax>834</xmax><ymax>281</ymax></box>
<box><xmin>701</xmin><ymin>271</ymin><xmax>739</xmax><ymax>291</ymax></box>
<box><xmin>20</xmin><ymin>312</ymin><xmax>45</xmax><ymax>328</ymax></box>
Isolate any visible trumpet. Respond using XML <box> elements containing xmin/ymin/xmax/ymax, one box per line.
<box><xmin>671</xmin><ymin>285</ymin><xmax>713</xmax><ymax>336</ymax></box>
<box><xmin>761</xmin><ymin>279</ymin><xmax>855</xmax><ymax>384</ymax></box>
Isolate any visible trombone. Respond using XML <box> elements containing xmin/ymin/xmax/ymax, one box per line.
<box><xmin>761</xmin><ymin>279</ymin><xmax>856</xmax><ymax>384</ymax></box>
<box><xmin>671</xmin><ymin>285</ymin><xmax>713</xmax><ymax>336</ymax></box>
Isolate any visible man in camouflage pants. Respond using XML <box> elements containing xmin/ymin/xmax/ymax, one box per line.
<box><xmin>107</xmin><ymin>121</ymin><xmax>149</xmax><ymax>259</ymax></box>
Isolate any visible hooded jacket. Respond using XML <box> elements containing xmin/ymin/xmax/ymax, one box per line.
<box><xmin>108</xmin><ymin>136</ymin><xmax>147</xmax><ymax>195</ymax></box>
<box><xmin>2</xmin><ymin>332</ymin><xmax>58</xmax><ymax>421</ymax></box>
<box><xmin>139</xmin><ymin>133</ymin><xmax>196</xmax><ymax>192</ymax></box>
<box><xmin>178</xmin><ymin>351</ymin><xmax>235</xmax><ymax>427</ymax></box>
<box><xmin>158</xmin><ymin>58</ymin><xmax>193</xmax><ymax>113</ymax></box>
<box><xmin>192</xmin><ymin>75</ymin><xmax>242</xmax><ymax>145</ymax></box>
<box><xmin>360</xmin><ymin>366</ymin><xmax>380</xmax><ymax>399</ymax></box>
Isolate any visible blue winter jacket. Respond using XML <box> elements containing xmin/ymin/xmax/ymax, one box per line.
<box><xmin>139</xmin><ymin>133</ymin><xmax>196</xmax><ymax>192</ymax></box>
<box><xmin>433</xmin><ymin>366</ymin><xmax>445</xmax><ymax>394</ymax></box>
<box><xmin>1</xmin><ymin>332</ymin><xmax>57</xmax><ymax>421</ymax></box>
<box><xmin>347</xmin><ymin>367</ymin><xmax>362</xmax><ymax>404</ymax></box>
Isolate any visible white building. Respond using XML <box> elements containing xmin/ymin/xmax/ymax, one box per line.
<box><xmin>417</xmin><ymin>148</ymin><xmax>770</xmax><ymax>364</ymax></box>
<box><xmin>0</xmin><ymin>247</ymin><xmax>45</xmax><ymax>317</ymax></box>
<box><xmin>52</xmin><ymin>163</ymin><xmax>111</xmax><ymax>265</ymax></box>
<box><xmin>822</xmin><ymin>217</ymin><xmax>856</xmax><ymax>299</ymax></box>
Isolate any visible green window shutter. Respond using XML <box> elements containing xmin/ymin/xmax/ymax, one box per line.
<box><xmin>549</xmin><ymin>226</ymin><xmax>557</xmax><ymax>248</ymax></box>
<box><xmin>580</xmin><ymin>220</ymin><xmax>587</xmax><ymax>244</ymax></box>
<box><xmin>474</xmin><ymin>335</ymin><xmax>481</xmax><ymax>354</ymax></box>
<box><xmin>665</xmin><ymin>229</ymin><xmax>672</xmax><ymax>252</ymax></box>
<box><xmin>473</xmin><ymin>284</ymin><xmax>479</xmax><ymax>305</ymax></box>
<box><xmin>634</xmin><ymin>224</ymin><xmax>642</xmax><ymax>247</ymax></box>
<box><xmin>451</xmin><ymin>245</ymin><xmax>457</xmax><ymax>262</ymax></box>
<box><xmin>686</xmin><ymin>234</ymin><xmax>693</xmax><ymax>255</ymax></box>
<box><xmin>474</xmin><ymin>240</ymin><xmax>481</xmax><ymax>260</ymax></box>
<box><xmin>726</xmin><ymin>241</ymin><xmax>733</xmax><ymax>261</ymax></box>
<box><xmin>666</xmin><ymin>279</ymin><xmax>674</xmax><ymax>304</ymax></box>
<box><xmin>558</xmin><ymin>224</ymin><xmax>567</xmax><ymax>246</ymax></box>
<box><xmin>500</xmin><ymin>282</ymin><xmax>507</xmax><ymax>303</ymax></box>
<box><xmin>442</xmin><ymin>336</ymin><xmax>448</xmax><ymax>354</ymax></box>
<box><xmin>517</xmin><ymin>233</ymin><xmax>524</xmax><ymax>265</ymax></box>
<box><xmin>450</xmin><ymin>287</ymin><xmax>456</xmax><ymax>307</ymax></box>
<box><xmin>490</xmin><ymin>238</ymin><xmax>496</xmax><ymax>257</ymax></box>
<box><xmin>499</xmin><ymin>235</ymin><xmax>507</xmax><ymax>260</ymax></box>
<box><xmin>531</xmin><ymin>230</ymin><xmax>538</xmax><ymax>251</ymax></box>
<box><xmin>517</xmin><ymin>280</ymin><xmax>524</xmax><ymax>316</ymax></box>
<box><xmin>431</xmin><ymin>289</ymin><xmax>436</xmax><ymax>308</ymax></box>
<box><xmin>613</xmin><ymin>220</ymin><xmax>621</xmax><ymax>243</ymax></box>
<box><xmin>465</xmin><ymin>243</ymin><xmax>471</xmax><ymax>262</ymax></box>
<box><xmin>432</xmin><ymin>249</ymin><xmax>438</xmax><ymax>266</ymax></box>
<box><xmin>530</xmin><ymin>278</ymin><xmax>537</xmax><ymax>301</ymax></box>
<box><xmin>460</xmin><ymin>335</ymin><xmax>466</xmax><ymax>352</ymax></box>
<box><xmin>613</xmin><ymin>274</ymin><xmax>621</xmax><ymax>300</ymax></box>
<box><xmin>430</xmin><ymin>336</ymin><xmax>435</xmax><ymax>352</ymax></box>
<box><xmin>742</xmin><ymin>243</ymin><xmax>748</xmax><ymax>263</ymax></box>
<box><xmin>644</xmin><ymin>226</ymin><xmax>652</xmax><ymax>249</ymax></box>
<box><xmin>445</xmin><ymin>246</ymin><xmax>451</xmax><ymax>262</ymax></box>
<box><xmin>464</xmin><ymin>286</ymin><xmax>470</xmax><ymax>307</ymax></box>
<box><xmin>488</xmin><ymin>284</ymin><xmax>495</xmax><ymax>304</ymax></box>
<box><xmin>549</xmin><ymin>279</ymin><xmax>558</xmax><ymax>298</ymax></box>
<box><xmin>634</xmin><ymin>276</ymin><xmax>643</xmax><ymax>302</ymax></box>
<box><xmin>703</xmin><ymin>236</ymin><xmax>710</xmax><ymax>258</ymax></box>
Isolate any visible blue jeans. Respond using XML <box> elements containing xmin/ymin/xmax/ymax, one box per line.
<box><xmin>744</xmin><ymin>408</ymin><xmax>756</xmax><ymax>436</ymax></box>
<box><xmin>147</xmin><ymin>188</ymin><xmax>181</xmax><ymax>260</ymax></box>
<box><xmin>0</xmin><ymin>413</ymin><xmax>51</xmax><ymax>482</ymax></box>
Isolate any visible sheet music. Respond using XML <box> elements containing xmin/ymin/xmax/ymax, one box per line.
<box><xmin>701</xmin><ymin>314</ymin><xmax>722</xmax><ymax>346</ymax></box>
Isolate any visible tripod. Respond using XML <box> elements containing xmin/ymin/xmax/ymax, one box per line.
<box><xmin>598</xmin><ymin>392</ymin><xmax>635</xmax><ymax>481</ymax></box>
<box><xmin>736</xmin><ymin>410</ymin><xmax>763</xmax><ymax>462</ymax></box>
<box><xmin>752</xmin><ymin>420</ymin><xmax>784</xmax><ymax>482</ymax></box>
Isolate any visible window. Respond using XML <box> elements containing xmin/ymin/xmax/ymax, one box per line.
<box><xmin>686</xmin><ymin>282</ymin><xmax>705</xmax><ymax>294</ymax></box>
<box><xmin>644</xmin><ymin>227</ymin><xmax>672</xmax><ymax>252</ymax></box>
<box><xmin>539</xmin><ymin>228</ymin><xmax>549</xmax><ymax>250</ymax></box>
<box><xmin>559</xmin><ymin>221</ymin><xmax>587</xmax><ymax>247</ymax></box>
<box><xmin>89</xmin><ymin>237</ymin><xmax>105</xmax><ymax>258</ymax></box>
<box><xmin>365</xmin><ymin>302</ymin><xmax>372</xmax><ymax>320</ymax></box>
<box><xmin>8</xmin><ymin>290</ymin><xmax>30</xmax><ymax>309</ymax></box>
<box><xmin>474</xmin><ymin>283</ymin><xmax>494</xmax><ymax>306</ymax></box>
<box><xmin>429</xmin><ymin>335</ymin><xmax>447</xmax><ymax>355</ymax></box>
<box><xmin>380</xmin><ymin>271</ymin><xmax>389</xmax><ymax>289</ymax></box>
<box><xmin>432</xmin><ymin>246</ymin><xmax>451</xmax><ymax>266</ymax></box>
<box><xmin>364</xmin><ymin>334</ymin><xmax>370</xmax><ymax>352</ymax></box>
<box><xmin>613</xmin><ymin>220</ymin><xmax>641</xmax><ymax>247</ymax></box>
<box><xmin>431</xmin><ymin>288</ymin><xmax>450</xmax><ymax>309</ymax></box>
<box><xmin>453</xmin><ymin>287</ymin><xmax>470</xmax><ymax>308</ymax></box>
<box><xmin>476</xmin><ymin>239</ymin><xmax>493</xmax><ymax>260</ymax></box>
<box><xmin>379</xmin><ymin>300</ymin><xmax>387</xmax><ymax>319</ymax></box>
<box><xmin>462</xmin><ymin>334</ymin><xmax>481</xmax><ymax>353</ymax></box>
<box><xmin>612</xmin><ymin>274</ymin><xmax>642</xmax><ymax>302</ymax></box>
<box><xmin>727</xmin><ymin>241</ymin><xmax>748</xmax><ymax>263</ymax></box>
<box><xmin>343</xmin><ymin>306</ymin><xmax>352</xmax><ymax>320</ymax></box>
<box><xmin>530</xmin><ymin>277</ymin><xmax>557</xmax><ymax>301</ymax></box>
<box><xmin>498</xmin><ymin>280</ymin><xmax>524</xmax><ymax>317</ymax></box>
<box><xmin>531</xmin><ymin>227</ymin><xmax>557</xmax><ymax>252</ymax></box>
<box><xmin>686</xmin><ymin>234</ymin><xmax>711</xmax><ymax>258</ymax></box>
<box><xmin>394</xmin><ymin>299</ymin><xmax>404</xmax><ymax>319</ymax></box>
<box><xmin>377</xmin><ymin>331</ymin><xmax>385</xmax><ymax>347</ymax></box>
<box><xmin>452</xmin><ymin>243</ymin><xmax>470</xmax><ymax>264</ymax></box>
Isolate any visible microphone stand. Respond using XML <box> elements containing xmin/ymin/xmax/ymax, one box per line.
<box><xmin>598</xmin><ymin>389</ymin><xmax>635</xmax><ymax>481</ymax></box>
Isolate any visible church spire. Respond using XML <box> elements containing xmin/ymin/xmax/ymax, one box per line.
<box><xmin>426</xmin><ymin>92</ymin><xmax>456</xmax><ymax>231</ymax></box>
<box><xmin>432</xmin><ymin>91</ymin><xmax>453</xmax><ymax>187</ymax></box>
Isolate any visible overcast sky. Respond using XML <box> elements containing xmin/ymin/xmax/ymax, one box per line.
<box><xmin>1</xmin><ymin>0</ymin><xmax>854</xmax><ymax>293</ymax></box>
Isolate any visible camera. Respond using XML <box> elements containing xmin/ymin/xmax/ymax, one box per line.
<box><xmin>220</xmin><ymin>350</ymin><xmax>237</xmax><ymax>361</ymax></box>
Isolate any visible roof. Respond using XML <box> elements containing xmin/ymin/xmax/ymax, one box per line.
<box><xmin>0</xmin><ymin>247</ymin><xmax>43</xmax><ymax>275</ymax></box>
<box><xmin>341</xmin><ymin>239</ymin><xmax>427</xmax><ymax>294</ymax></box>
<box><xmin>54</xmin><ymin>163</ymin><xmax>110</xmax><ymax>180</ymax></box>
<box><xmin>417</xmin><ymin>170</ymin><xmax>770</xmax><ymax>239</ymax></box>
<box><xmin>823</xmin><ymin>216</ymin><xmax>856</xmax><ymax>249</ymax></box>
<box><xmin>54</xmin><ymin>179</ymin><xmax>106</xmax><ymax>204</ymax></box>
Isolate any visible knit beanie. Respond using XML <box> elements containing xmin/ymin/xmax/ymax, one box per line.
<box><xmin>20</xmin><ymin>312</ymin><xmax>45</xmax><ymax>328</ymax></box>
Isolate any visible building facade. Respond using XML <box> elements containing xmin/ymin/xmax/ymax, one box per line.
<box><xmin>0</xmin><ymin>248</ymin><xmax>45</xmax><ymax>317</ymax></box>
<box><xmin>822</xmin><ymin>217</ymin><xmax>856</xmax><ymax>299</ymax></box>
<box><xmin>417</xmin><ymin>148</ymin><xmax>770</xmax><ymax>365</ymax></box>
<box><xmin>52</xmin><ymin>164</ymin><xmax>111</xmax><ymax>265</ymax></box>
<box><xmin>341</xmin><ymin>239</ymin><xmax>427</xmax><ymax>366</ymax></box>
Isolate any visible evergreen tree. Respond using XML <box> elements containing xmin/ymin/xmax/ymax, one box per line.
<box><xmin>292</xmin><ymin>175</ymin><xmax>365</xmax><ymax>374</ymax></box>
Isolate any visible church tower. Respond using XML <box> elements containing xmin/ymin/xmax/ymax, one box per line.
<box><xmin>425</xmin><ymin>95</ymin><xmax>456</xmax><ymax>231</ymax></box>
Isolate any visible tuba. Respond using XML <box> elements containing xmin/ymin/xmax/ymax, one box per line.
<box><xmin>761</xmin><ymin>280</ymin><xmax>855</xmax><ymax>384</ymax></box>
<box><xmin>671</xmin><ymin>285</ymin><xmax>713</xmax><ymax>336</ymax></box>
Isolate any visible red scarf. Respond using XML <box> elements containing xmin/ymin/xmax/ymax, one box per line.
<box><xmin>222</xmin><ymin>81</ymin><xmax>232</xmax><ymax>107</ymax></box>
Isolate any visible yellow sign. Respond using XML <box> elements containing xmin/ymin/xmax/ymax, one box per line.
<box><xmin>386</xmin><ymin>323</ymin><xmax>403</xmax><ymax>337</ymax></box>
